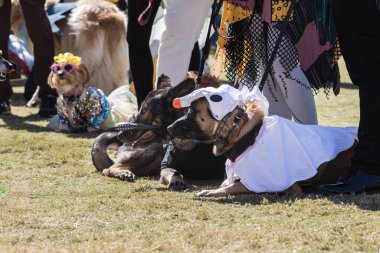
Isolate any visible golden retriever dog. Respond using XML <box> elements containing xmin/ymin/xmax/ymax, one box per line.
<box><xmin>11</xmin><ymin>0</ymin><xmax>129</xmax><ymax>106</ymax></box>
<box><xmin>61</xmin><ymin>0</ymin><xmax>129</xmax><ymax>95</ymax></box>
<box><xmin>47</xmin><ymin>53</ymin><xmax>136</xmax><ymax>132</ymax></box>
<box><xmin>167</xmin><ymin>84</ymin><xmax>358</xmax><ymax>197</ymax></box>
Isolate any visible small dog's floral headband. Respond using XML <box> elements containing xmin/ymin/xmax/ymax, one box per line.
<box><xmin>53</xmin><ymin>53</ymin><xmax>81</xmax><ymax>66</ymax></box>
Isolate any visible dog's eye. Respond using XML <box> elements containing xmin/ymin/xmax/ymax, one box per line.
<box><xmin>51</xmin><ymin>65</ymin><xmax>61</xmax><ymax>73</ymax></box>
<box><xmin>64</xmin><ymin>64</ymin><xmax>74</xmax><ymax>72</ymax></box>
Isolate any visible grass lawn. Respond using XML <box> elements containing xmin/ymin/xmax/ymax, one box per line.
<box><xmin>0</xmin><ymin>59</ymin><xmax>379</xmax><ymax>252</ymax></box>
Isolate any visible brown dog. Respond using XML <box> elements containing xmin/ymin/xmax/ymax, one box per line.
<box><xmin>167</xmin><ymin>84</ymin><xmax>357</xmax><ymax>197</ymax></box>
<box><xmin>11</xmin><ymin>0</ymin><xmax>129</xmax><ymax>106</ymax></box>
<box><xmin>92</xmin><ymin>73</ymin><xmax>226</xmax><ymax>190</ymax></box>
<box><xmin>61</xmin><ymin>0</ymin><xmax>129</xmax><ymax>95</ymax></box>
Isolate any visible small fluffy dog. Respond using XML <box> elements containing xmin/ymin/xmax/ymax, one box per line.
<box><xmin>168</xmin><ymin>84</ymin><xmax>358</xmax><ymax>196</ymax></box>
<box><xmin>48</xmin><ymin>53</ymin><xmax>137</xmax><ymax>132</ymax></box>
<box><xmin>0</xmin><ymin>50</ymin><xmax>15</xmax><ymax>79</ymax></box>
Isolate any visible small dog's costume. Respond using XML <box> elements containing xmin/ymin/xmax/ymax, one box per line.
<box><xmin>57</xmin><ymin>85</ymin><xmax>137</xmax><ymax>131</ymax></box>
<box><xmin>176</xmin><ymin>85</ymin><xmax>358</xmax><ymax>193</ymax></box>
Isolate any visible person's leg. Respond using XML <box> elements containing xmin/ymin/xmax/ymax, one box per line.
<box><xmin>268</xmin><ymin>26</ymin><xmax>318</xmax><ymax>125</ymax></box>
<box><xmin>156</xmin><ymin>0</ymin><xmax>213</xmax><ymax>86</ymax></box>
<box><xmin>245</xmin><ymin>14</ymin><xmax>294</xmax><ymax>120</ymax></box>
<box><xmin>0</xmin><ymin>0</ymin><xmax>13</xmax><ymax>114</ymax></box>
<box><xmin>127</xmin><ymin>0</ymin><xmax>161</xmax><ymax>108</ymax></box>
<box><xmin>318</xmin><ymin>0</ymin><xmax>380</xmax><ymax>193</ymax></box>
<box><xmin>353</xmin><ymin>84</ymin><xmax>380</xmax><ymax>175</ymax></box>
<box><xmin>262</xmin><ymin>72</ymin><xmax>292</xmax><ymax>119</ymax></box>
<box><xmin>20</xmin><ymin>0</ymin><xmax>56</xmax><ymax>117</ymax></box>
<box><xmin>333</xmin><ymin>0</ymin><xmax>380</xmax><ymax>176</ymax></box>
<box><xmin>188</xmin><ymin>42</ymin><xmax>200</xmax><ymax>72</ymax></box>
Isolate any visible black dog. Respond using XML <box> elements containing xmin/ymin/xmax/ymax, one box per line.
<box><xmin>92</xmin><ymin>73</ymin><xmax>225</xmax><ymax>190</ymax></box>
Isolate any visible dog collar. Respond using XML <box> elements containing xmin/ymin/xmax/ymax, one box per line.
<box><xmin>213</xmin><ymin>106</ymin><xmax>262</xmax><ymax>162</ymax></box>
<box><xmin>213</xmin><ymin>107</ymin><xmax>244</xmax><ymax>154</ymax></box>
<box><xmin>224</xmin><ymin>123</ymin><xmax>262</xmax><ymax>162</ymax></box>
<box><xmin>63</xmin><ymin>94</ymin><xmax>80</xmax><ymax>102</ymax></box>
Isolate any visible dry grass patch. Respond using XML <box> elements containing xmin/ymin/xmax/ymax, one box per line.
<box><xmin>0</xmin><ymin>61</ymin><xmax>379</xmax><ymax>252</ymax></box>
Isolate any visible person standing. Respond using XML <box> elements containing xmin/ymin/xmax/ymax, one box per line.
<box><xmin>214</xmin><ymin>0</ymin><xmax>342</xmax><ymax>125</ymax></box>
<box><xmin>155</xmin><ymin>0</ymin><xmax>213</xmax><ymax>87</ymax></box>
<box><xmin>318</xmin><ymin>0</ymin><xmax>380</xmax><ymax>194</ymax></box>
<box><xmin>0</xmin><ymin>0</ymin><xmax>56</xmax><ymax>117</ymax></box>
<box><xmin>127</xmin><ymin>0</ymin><xmax>206</xmax><ymax>108</ymax></box>
<box><xmin>127</xmin><ymin>0</ymin><xmax>161</xmax><ymax>108</ymax></box>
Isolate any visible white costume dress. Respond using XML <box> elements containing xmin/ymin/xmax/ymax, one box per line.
<box><xmin>176</xmin><ymin>84</ymin><xmax>358</xmax><ymax>193</ymax></box>
<box><xmin>223</xmin><ymin>116</ymin><xmax>357</xmax><ymax>193</ymax></box>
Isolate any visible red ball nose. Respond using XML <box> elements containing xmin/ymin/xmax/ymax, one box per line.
<box><xmin>173</xmin><ymin>98</ymin><xmax>181</xmax><ymax>109</ymax></box>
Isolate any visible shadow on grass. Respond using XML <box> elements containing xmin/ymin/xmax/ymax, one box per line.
<box><xmin>192</xmin><ymin>189</ymin><xmax>380</xmax><ymax>211</ymax></box>
<box><xmin>1</xmin><ymin>113</ymin><xmax>51</xmax><ymax>132</ymax></box>
<box><xmin>0</xmin><ymin>113</ymin><xmax>101</xmax><ymax>139</ymax></box>
<box><xmin>340</xmin><ymin>82</ymin><xmax>358</xmax><ymax>90</ymax></box>
<box><xmin>173</xmin><ymin>180</ymin><xmax>380</xmax><ymax>211</ymax></box>
<box><xmin>118</xmin><ymin>177</ymin><xmax>380</xmax><ymax>211</ymax></box>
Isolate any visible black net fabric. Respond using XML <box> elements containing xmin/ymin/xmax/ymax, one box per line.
<box><xmin>221</xmin><ymin>0</ymin><xmax>341</xmax><ymax>95</ymax></box>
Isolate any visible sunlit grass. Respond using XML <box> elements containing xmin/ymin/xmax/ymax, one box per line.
<box><xmin>0</xmin><ymin>61</ymin><xmax>379</xmax><ymax>253</ymax></box>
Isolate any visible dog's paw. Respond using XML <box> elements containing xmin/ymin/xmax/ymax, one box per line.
<box><xmin>119</xmin><ymin>171</ymin><xmax>136</xmax><ymax>182</ymax></box>
<box><xmin>195</xmin><ymin>189</ymin><xmax>228</xmax><ymax>197</ymax></box>
<box><xmin>168</xmin><ymin>181</ymin><xmax>188</xmax><ymax>191</ymax></box>
<box><xmin>101</xmin><ymin>169</ymin><xmax>110</xmax><ymax>176</ymax></box>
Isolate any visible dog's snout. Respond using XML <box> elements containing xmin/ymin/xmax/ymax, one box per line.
<box><xmin>58</xmin><ymin>72</ymin><xmax>65</xmax><ymax>79</ymax></box>
<box><xmin>167</xmin><ymin>119</ymin><xmax>193</xmax><ymax>138</ymax></box>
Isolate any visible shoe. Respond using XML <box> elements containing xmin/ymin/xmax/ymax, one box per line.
<box><xmin>0</xmin><ymin>99</ymin><xmax>11</xmax><ymax>115</ymax></box>
<box><xmin>38</xmin><ymin>95</ymin><xmax>57</xmax><ymax>117</ymax></box>
<box><xmin>318</xmin><ymin>167</ymin><xmax>380</xmax><ymax>194</ymax></box>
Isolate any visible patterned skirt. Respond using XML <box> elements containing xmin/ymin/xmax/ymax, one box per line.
<box><xmin>213</xmin><ymin>0</ymin><xmax>341</xmax><ymax>95</ymax></box>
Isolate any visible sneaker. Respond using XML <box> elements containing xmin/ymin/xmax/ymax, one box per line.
<box><xmin>0</xmin><ymin>99</ymin><xmax>11</xmax><ymax>115</ymax></box>
<box><xmin>318</xmin><ymin>167</ymin><xmax>380</xmax><ymax>194</ymax></box>
<box><xmin>38</xmin><ymin>95</ymin><xmax>57</xmax><ymax>117</ymax></box>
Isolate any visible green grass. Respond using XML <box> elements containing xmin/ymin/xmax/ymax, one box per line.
<box><xmin>0</xmin><ymin>185</ymin><xmax>5</xmax><ymax>196</ymax></box>
<box><xmin>0</xmin><ymin>60</ymin><xmax>379</xmax><ymax>253</ymax></box>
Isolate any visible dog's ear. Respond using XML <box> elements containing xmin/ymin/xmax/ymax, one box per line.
<box><xmin>156</xmin><ymin>74</ymin><xmax>172</xmax><ymax>89</ymax></box>
<box><xmin>197</xmin><ymin>73</ymin><xmax>221</xmax><ymax>89</ymax></box>
<box><xmin>47</xmin><ymin>72</ymin><xmax>56</xmax><ymax>89</ymax></box>
<box><xmin>167</xmin><ymin>77</ymin><xmax>196</xmax><ymax>101</ymax></box>
<box><xmin>78</xmin><ymin>64</ymin><xmax>90</xmax><ymax>84</ymax></box>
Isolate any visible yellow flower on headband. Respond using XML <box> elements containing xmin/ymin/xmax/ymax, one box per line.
<box><xmin>53</xmin><ymin>53</ymin><xmax>81</xmax><ymax>66</ymax></box>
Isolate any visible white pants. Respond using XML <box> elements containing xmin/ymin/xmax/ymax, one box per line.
<box><xmin>156</xmin><ymin>0</ymin><xmax>213</xmax><ymax>86</ymax></box>
<box><xmin>262</xmin><ymin>58</ymin><xmax>318</xmax><ymax>125</ymax></box>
